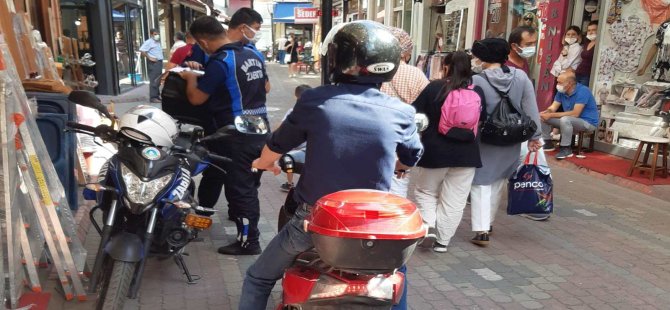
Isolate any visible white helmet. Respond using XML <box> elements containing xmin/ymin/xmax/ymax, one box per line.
<box><xmin>118</xmin><ymin>105</ymin><xmax>178</xmax><ymax>148</ymax></box>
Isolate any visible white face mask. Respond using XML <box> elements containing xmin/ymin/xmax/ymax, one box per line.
<box><xmin>586</xmin><ymin>34</ymin><xmax>596</xmax><ymax>41</ymax></box>
<box><xmin>565</xmin><ymin>37</ymin><xmax>577</xmax><ymax>45</ymax></box>
<box><xmin>243</xmin><ymin>25</ymin><xmax>261</xmax><ymax>44</ymax></box>
<box><xmin>153</xmin><ymin>34</ymin><xmax>160</xmax><ymax>41</ymax></box>
<box><xmin>471</xmin><ymin>58</ymin><xmax>483</xmax><ymax>73</ymax></box>
<box><xmin>556</xmin><ymin>84</ymin><xmax>566</xmax><ymax>93</ymax></box>
<box><xmin>519</xmin><ymin>46</ymin><xmax>536</xmax><ymax>58</ymax></box>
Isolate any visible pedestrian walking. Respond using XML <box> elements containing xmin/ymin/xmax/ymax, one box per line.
<box><xmin>139</xmin><ymin>28</ymin><xmax>164</xmax><ymax>103</ymax></box>
<box><xmin>179</xmin><ymin>15</ymin><xmax>269</xmax><ymax>256</ymax></box>
<box><xmin>411</xmin><ymin>51</ymin><xmax>487</xmax><ymax>252</ymax></box>
<box><xmin>469</xmin><ymin>38</ymin><xmax>543</xmax><ymax>246</ymax></box>
<box><xmin>380</xmin><ymin>26</ymin><xmax>429</xmax><ymax>197</ymax></box>
<box><xmin>286</xmin><ymin>34</ymin><xmax>298</xmax><ymax>77</ymax></box>
<box><xmin>276</xmin><ymin>36</ymin><xmax>288</xmax><ymax>64</ymax></box>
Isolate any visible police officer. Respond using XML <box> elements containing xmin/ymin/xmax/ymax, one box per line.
<box><xmin>226</xmin><ymin>8</ymin><xmax>271</xmax><ymax>93</ymax></box>
<box><xmin>180</xmin><ymin>16</ymin><xmax>269</xmax><ymax>256</ymax></box>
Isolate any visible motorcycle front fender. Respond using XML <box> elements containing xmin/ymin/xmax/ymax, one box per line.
<box><xmin>104</xmin><ymin>231</ymin><xmax>144</xmax><ymax>263</ymax></box>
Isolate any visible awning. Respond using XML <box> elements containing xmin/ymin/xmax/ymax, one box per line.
<box><xmin>273</xmin><ymin>2</ymin><xmax>313</xmax><ymax>23</ymax></box>
<box><xmin>178</xmin><ymin>0</ymin><xmax>208</xmax><ymax>13</ymax></box>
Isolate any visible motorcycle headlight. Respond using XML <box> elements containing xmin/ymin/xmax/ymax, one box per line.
<box><xmin>120</xmin><ymin>164</ymin><xmax>173</xmax><ymax>205</ymax></box>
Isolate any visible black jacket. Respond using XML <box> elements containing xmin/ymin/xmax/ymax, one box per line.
<box><xmin>412</xmin><ymin>79</ymin><xmax>487</xmax><ymax>168</ymax></box>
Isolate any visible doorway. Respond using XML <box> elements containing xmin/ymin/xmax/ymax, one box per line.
<box><xmin>112</xmin><ymin>1</ymin><xmax>146</xmax><ymax>93</ymax></box>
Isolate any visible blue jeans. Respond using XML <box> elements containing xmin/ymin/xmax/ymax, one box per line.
<box><xmin>278</xmin><ymin>50</ymin><xmax>286</xmax><ymax>64</ymax></box>
<box><xmin>240</xmin><ymin>204</ymin><xmax>410</xmax><ymax>309</ymax></box>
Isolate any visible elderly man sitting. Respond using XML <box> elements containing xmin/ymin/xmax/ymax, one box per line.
<box><xmin>541</xmin><ymin>71</ymin><xmax>599</xmax><ymax>159</ymax></box>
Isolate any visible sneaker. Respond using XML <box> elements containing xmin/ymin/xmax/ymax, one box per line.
<box><xmin>419</xmin><ymin>227</ymin><xmax>437</xmax><ymax>247</ymax></box>
<box><xmin>217</xmin><ymin>241</ymin><xmax>261</xmax><ymax>255</ymax></box>
<box><xmin>519</xmin><ymin>214</ymin><xmax>551</xmax><ymax>221</ymax></box>
<box><xmin>433</xmin><ymin>242</ymin><xmax>448</xmax><ymax>253</ymax></box>
<box><xmin>543</xmin><ymin>140</ymin><xmax>556</xmax><ymax>152</ymax></box>
<box><xmin>280</xmin><ymin>182</ymin><xmax>294</xmax><ymax>192</ymax></box>
<box><xmin>150</xmin><ymin>97</ymin><xmax>161</xmax><ymax>104</ymax></box>
<box><xmin>471</xmin><ymin>232</ymin><xmax>490</xmax><ymax>247</ymax></box>
<box><xmin>555</xmin><ymin>147</ymin><xmax>574</xmax><ymax>159</ymax></box>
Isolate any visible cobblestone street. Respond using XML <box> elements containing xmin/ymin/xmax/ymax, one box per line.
<box><xmin>47</xmin><ymin>63</ymin><xmax>670</xmax><ymax>310</ymax></box>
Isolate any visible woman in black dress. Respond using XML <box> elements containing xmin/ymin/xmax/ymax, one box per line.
<box><xmin>285</xmin><ymin>34</ymin><xmax>298</xmax><ymax>77</ymax></box>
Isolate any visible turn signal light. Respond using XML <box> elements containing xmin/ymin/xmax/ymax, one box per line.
<box><xmin>185</xmin><ymin>214</ymin><xmax>213</xmax><ymax>229</ymax></box>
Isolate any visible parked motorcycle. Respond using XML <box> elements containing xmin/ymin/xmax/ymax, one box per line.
<box><xmin>275</xmin><ymin>114</ymin><xmax>429</xmax><ymax>309</ymax></box>
<box><xmin>66</xmin><ymin>91</ymin><xmax>268</xmax><ymax>310</ymax></box>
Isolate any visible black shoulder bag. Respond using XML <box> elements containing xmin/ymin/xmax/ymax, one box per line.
<box><xmin>480</xmin><ymin>75</ymin><xmax>537</xmax><ymax>146</ymax></box>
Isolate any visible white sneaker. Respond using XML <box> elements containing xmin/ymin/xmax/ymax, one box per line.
<box><xmin>433</xmin><ymin>242</ymin><xmax>447</xmax><ymax>253</ymax></box>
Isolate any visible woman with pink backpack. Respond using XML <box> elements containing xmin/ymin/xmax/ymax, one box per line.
<box><xmin>411</xmin><ymin>51</ymin><xmax>487</xmax><ymax>253</ymax></box>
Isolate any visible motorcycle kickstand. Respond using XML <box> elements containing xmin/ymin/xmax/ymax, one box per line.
<box><xmin>174</xmin><ymin>253</ymin><xmax>200</xmax><ymax>284</ymax></box>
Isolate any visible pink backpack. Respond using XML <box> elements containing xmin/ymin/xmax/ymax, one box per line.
<box><xmin>438</xmin><ymin>85</ymin><xmax>481</xmax><ymax>141</ymax></box>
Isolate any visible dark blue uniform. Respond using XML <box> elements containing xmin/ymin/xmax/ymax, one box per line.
<box><xmin>196</xmin><ymin>42</ymin><xmax>269</xmax><ymax>246</ymax></box>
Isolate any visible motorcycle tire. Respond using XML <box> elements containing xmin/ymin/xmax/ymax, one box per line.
<box><xmin>97</xmin><ymin>260</ymin><xmax>136</xmax><ymax>310</ymax></box>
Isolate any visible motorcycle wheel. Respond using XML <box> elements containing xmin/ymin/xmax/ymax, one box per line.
<box><xmin>97</xmin><ymin>260</ymin><xmax>136</xmax><ymax>310</ymax></box>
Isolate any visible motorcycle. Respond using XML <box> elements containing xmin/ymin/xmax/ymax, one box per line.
<box><xmin>66</xmin><ymin>91</ymin><xmax>268</xmax><ymax>310</ymax></box>
<box><xmin>275</xmin><ymin>114</ymin><xmax>429</xmax><ymax>309</ymax></box>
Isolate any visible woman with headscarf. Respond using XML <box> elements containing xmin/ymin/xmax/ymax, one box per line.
<box><xmin>469</xmin><ymin>38</ymin><xmax>543</xmax><ymax>246</ymax></box>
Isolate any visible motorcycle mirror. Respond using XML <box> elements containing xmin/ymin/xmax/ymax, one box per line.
<box><xmin>68</xmin><ymin>90</ymin><xmax>113</xmax><ymax>120</ymax></box>
<box><xmin>234</xmin><ymin>115</ymin><xmax>269</xmax><ymax>135</ymax></box>
<box><xmin>415</xmin><ymin>113</ymin><xmax>429</xmax><ymax>132</ymax></box>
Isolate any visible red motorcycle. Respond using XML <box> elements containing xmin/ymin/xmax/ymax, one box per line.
<box><xmin>277</xmin><ymin>189</ymin><xmax>426</xmax><ymax>309</ymax></box>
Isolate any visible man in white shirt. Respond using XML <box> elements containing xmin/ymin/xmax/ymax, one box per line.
<box><xmin>139</xmin><ymin>28</ymin><xmax>164</xmax><ymax>103</ymax></box>
<box><xmin>170</xmin><ymin>31</ymin><xmax>187</xmax><ymax>56</ymax></box>
<box><xmin>276</xmin><ymin>36</ymin><xmax>288</xmax><ymax>64</ymax></box>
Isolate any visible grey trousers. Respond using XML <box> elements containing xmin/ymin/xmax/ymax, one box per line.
<box><xmin>542</xmin><ymin>116</ymin><xmax>596</xmax><ymax>146</ymax></box>
<box><xmin>147</xmin><ymin>60</ymin><xmax>163</xmax><ymax>99</ymax></box>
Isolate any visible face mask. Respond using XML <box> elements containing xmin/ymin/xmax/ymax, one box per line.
<box><xmin>153</xmin><ymin>34</ymin><xmax>160</xmax><ymax>41</ymax></box>
<box><xmin>565</xmin><ymin>37</ymin><xmax>577</xmax><ymax>45</ymax></box>
<box><xmin>471</xmin><ymin>58</ymin><xmax>483</xmax><ymax>73</ymax></box>
<box><xmin>556</xmin><ymin>84</ymin><xmax>566</xmax><ymax>93</ymax></box>
<box><xmin>519</xmin><ymin>46</ymin><xmax>536</xmax><ymax>58</ymax></box>
<box><xmin>243</xmin><ymin>25</ymin><xmax>261</xmax><ymax>43</ymax></box>
<box><xmin>586</xmin><ymin>34</ymin><xmax>596</xmax><ymax>41</ymax></box>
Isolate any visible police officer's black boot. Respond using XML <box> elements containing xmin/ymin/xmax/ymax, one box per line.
<box><xmin>217</xmin><ymin>217</ymin><xmax>261</xmax><ymax>255</ymax></box>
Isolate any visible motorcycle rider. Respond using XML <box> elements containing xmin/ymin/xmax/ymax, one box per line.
<box><xmin>179</xmin><ymin>16</ymin><xmax>269</xmax><ymax>255</ymax></box>
<box><xmin>240</xmin><ymin>21</ymin><xmax>424</xmax><ymax>309</ymax></box>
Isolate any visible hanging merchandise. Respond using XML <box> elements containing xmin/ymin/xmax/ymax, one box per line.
<box><xmin>641</xmin><ymin>0</ymin><xmax>670</xmax><ymax>25</ymax></box>
<box><xmin>653</xmin><ymin>19</ymin><xmax>670</xmax><ymax>81</ymax></box>
<box><xmin>434</xmin><ymin>16</ymin><xmax>444</xmax><ymax>52</ymax></box>
<box><xmin>599</xmin><ymin>16</ymin><xmax>654</xmax><ymax>81</ymax></box>
<box><xmin>606</xmin><ymin>0</ymin><xmax>623</xmax><ymax>24</ymax></box>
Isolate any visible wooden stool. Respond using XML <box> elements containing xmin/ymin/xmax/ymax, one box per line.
<box><xmin>627</xmin><ymin>136</ymin><xmax>670</xmax><ymax>181</ymax></box>
<box><xmin>570</xmin><ymin>131</ymin><xmax>595</xmax><ymax>157</ymax></box>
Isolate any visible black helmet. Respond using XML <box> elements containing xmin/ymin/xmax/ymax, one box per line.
<box><xmin>320</xmin><ymin>21</ymin><xmax>401</xmax><ymax>84</ymax></box>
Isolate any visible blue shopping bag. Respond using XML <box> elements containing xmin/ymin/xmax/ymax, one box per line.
<box><xmin>507</xmin><ymin>152</ymin><xmax>553</xmax><ymax>215</ymax></box>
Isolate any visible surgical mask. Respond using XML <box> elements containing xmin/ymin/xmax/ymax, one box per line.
<box><xmin>153</xmin><ymin>34</ymin><xmax>160</xmax><ymax>41</ymax></box>
<box><xmin>244</xmin><ymin>25</ymin><xmax>261</xmax><ymax>44</ymax></box>
<box><xmin>565</xmin><ymin>37</ymin><xmax>577</xmax><ymax>45</ymax></box>
<box><xmin>586</xmin><ymin>34</ymin><xmax>597</xmax><ymax>41</ymax></box>
<box><xmin>519</xmin><ymin>46</ymin><xmax>536</xmax><ymax>58</ymax></box>
<box><xmin>471</xmin><ymin>58</ymin><xmax>483</xmax><ymax>73</ymax></box>
<box><xmin>556</xmin><ymin>84</ymin><xmax>566</xmax><ymax>93</ymax></box>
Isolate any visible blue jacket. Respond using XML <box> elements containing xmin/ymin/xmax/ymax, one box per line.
<box><xmin>267</xmin><ymin>83</ymin><xmax>424</xmax><ymax>205</ymax></box>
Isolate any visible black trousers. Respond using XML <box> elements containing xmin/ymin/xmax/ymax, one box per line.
<box><xmin>197</xmin><ymin>135</ymin><xmax>266</xmax><ymax>244</ymax></box>
<box><xmin>147</xmin><ymin>60</ymin><xmax>163</xmax><ymax>99</ymax></box>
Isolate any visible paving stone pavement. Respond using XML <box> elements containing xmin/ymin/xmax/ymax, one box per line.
<box><xmin>46</xmin><ymin>63</ymin><xmax>670</xmax><ymax>309</ymax></box>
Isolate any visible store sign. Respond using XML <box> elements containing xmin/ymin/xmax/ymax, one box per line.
<box><xmin>536</xmin><ymin>0</ymin><xmax>570</xmax><ymax>111</ymax></box>
<box><xmin>295</xmin><ymin>7</ymin><xmax>319</xmax><ymax>24</ymax></box>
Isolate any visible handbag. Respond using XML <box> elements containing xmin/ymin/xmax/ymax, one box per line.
<box><xmin>480</xmin><ymin>74</ymin><xmax>537</xmax><ymax>146</ymax></box>
<box><xmin>284</xmin><ymin>54</ymin><xmax>291</xmax><ymax>63</ymax></box>
<box><xmin>507</xmin><ymin>152</ymin><xmax>553</xmax><ymax>215</ymax></box>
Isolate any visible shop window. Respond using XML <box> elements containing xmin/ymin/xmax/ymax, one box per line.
<box><xmin>427</xmin><ymin>8</ymin><xmax>468</xmax><ymax>52</ymax></box>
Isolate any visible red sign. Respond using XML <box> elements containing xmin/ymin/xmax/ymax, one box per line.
<box><xmin>535</xmin><ymin>0</ymin><xmax>569</xmax><ymax>111</ymax></box>
<box><xmin>295</xmin><ymin>7</ymin><xmax>319</xmax><ymax>24</ymax></box>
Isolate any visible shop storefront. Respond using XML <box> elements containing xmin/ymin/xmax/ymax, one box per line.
<box><xmin>273</xmin><ymin>2</ymin><xmax>315</xmax><ymax>43</ymax></box>
<box><xmin>590</xmin><ymin>0</ymin><xmax>670</xmax><ymax>158</ymax></box>
<box><xmin>413</xmin><ymin>0</ymin><xmax>481</xmax><ymax>80</ymax></box>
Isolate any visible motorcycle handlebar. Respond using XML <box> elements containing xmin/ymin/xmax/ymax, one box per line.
<box><xmin>67</xmin><ymin>121</ymin><xmax>96</xmax><ymax>133</ymax></box>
